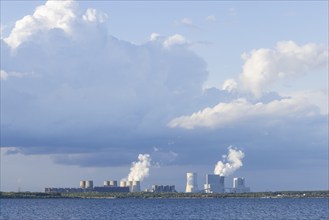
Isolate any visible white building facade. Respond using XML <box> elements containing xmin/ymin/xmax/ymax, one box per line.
<box><xmin>204</xmin><ymin>174</ymin><xmax>225</xmax><ymax>193</ymax></box>
<box><xmin>232</xmin><ymin>177</ymin><xmax>250</xmax><ymax>193</ymax></box>
<box><xmin>186</xmin><ymin>172</ymin><xmax>198</xmax><ymax>193</ymax></box>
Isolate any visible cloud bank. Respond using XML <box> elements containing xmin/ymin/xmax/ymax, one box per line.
<box><xmin>1</xmin><ymin>0</ymin><xmax>327</xmax><ymax>172</ymax></box>
<box><xmin>1</xmin><ymin>0</ymin><xmax>209</xmax><ymax>164</ymax></box>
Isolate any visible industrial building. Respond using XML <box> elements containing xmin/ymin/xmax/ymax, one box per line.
<box><xmin>79</xmin><ymin>180</ymin><xmax>93</xmax><ymax>189</ymax></box>
<box><xmin>232</xmin><ymin>177</ymin><xmax>250</xmax><ymax>193</ymax></box>
<box><xmin>103</xmin><ymin>180</ymin><xmax>118</xmax><ymax>187</ymax></box>
<box><xmin>151</xmin><ymin>185</ymin><xmax>176</xmax><ymax>193</ymax></box>
<box><xmin>93</xmin><ymin>186</ymin><xmax>129</xmax><ymax>193</ymax></box>
<box><xmin>45</xmin><ymin>180</ymin><xmax>131</xmax><ymax>193</ymax></box>
<box><xmin>185</xmin><ymin>172</ymin><xmax>198</xmax><ymax>193</ymax></box>
<box><xmin>119</xmin><ymin>180</ymin><xmax>141</xmax><ymax>192</ymax></box>
<box><xmin>204</xmin><ymin>174</ymin><xmax>225</xmax><ymax>193</ymax></box>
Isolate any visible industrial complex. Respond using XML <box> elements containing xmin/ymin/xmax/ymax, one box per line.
<box><xmin>149</xmin><ymin>185</ymin><xmax>176</xmax><ymax>193</ymax></box>
<box><xmin>45</xmin><ymin>173</ymin><xmax>249</xmax><ymax>194</ymax></box>
<box><xmin>45</xmin><ymin>180</ymin><xmax>141</xmax><ymax>193</ymax></box>
<box><xmin>185</xmin><ymin>172</ymin><xmax>250</xmax><ymax>193</ymax></box>
<box><xmin>204</xmin><ymin>174</ymin><xmax>225</xmax><ymax>193</ymax></box>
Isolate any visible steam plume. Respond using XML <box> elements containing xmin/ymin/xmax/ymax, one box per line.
<box><xmin>126</xmin><ymin>154</ymin><xmax>151</xmax><ymax>181</ymax></box>
<box><xmin>214</xmin><ymin>147</ymin><xmax>244</xmax><ymax>176</ymax></box>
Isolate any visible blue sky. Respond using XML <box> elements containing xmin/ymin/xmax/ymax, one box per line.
<box><xmin>0</xmin><ymin>0</ymin><xmax>328</xmax><ymax>192</ymax></box>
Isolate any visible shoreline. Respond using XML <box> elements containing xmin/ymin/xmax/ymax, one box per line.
<box><xmin>1</xmin><ymin>191</ymin><xmax>328</xmax><ymax>199</ymax></box>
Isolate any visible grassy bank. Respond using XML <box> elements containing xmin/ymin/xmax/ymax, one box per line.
<box><xmin>1</xmin><ymin>191</ymin><xmax>328</xmax><ymax>199</ymax></box>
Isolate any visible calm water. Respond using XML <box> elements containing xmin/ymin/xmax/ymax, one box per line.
<box><xmin>0</xmin><ymin>198</ymin><xmax>328</xmax><ymax>220</ymax></box>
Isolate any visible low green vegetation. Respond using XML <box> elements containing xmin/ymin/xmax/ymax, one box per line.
<box><xmin>1</xmin><ymin>191</ymin><xmax>328</xmax><ymax>199</ymax></box>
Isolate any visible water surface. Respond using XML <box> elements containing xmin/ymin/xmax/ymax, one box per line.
<box><xmin>1</xmin><ymin>198</ymin><xmax>328</xmax><ymax>219</ymax></box>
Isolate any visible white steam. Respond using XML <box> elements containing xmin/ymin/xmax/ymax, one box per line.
<box><xmin>126</xmin><ymin>154</ymin><xmax>151</xmax><ymax>181</ymax></box>
<box><xmin>214</xmin><ymin>147</ymin><xmax>245</xmax><ymax>176</ymax></box>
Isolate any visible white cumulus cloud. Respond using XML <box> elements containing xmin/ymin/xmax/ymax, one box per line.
<box><xmin>168</xmin><ymin>97</ymin><xmax>320</xmax><ymax>129</ymax></box>
<box><xmin>149</xmin><ymin>32</ymin><xmax>160</xmax><ymax>41</ymax></box>
<box><xmin>82</xmin><ymin>8</ymin><xmax>108</xmax><ymax>23</ymax></box>
<box><xmin>222</xmin><ymin>79</ymin><xmax>238</xmax><ymax>92</ymax></box>
<box><xmin>282</xmin><ymin>89</ymin><xmax>329</xmax><ymax>114</ymax></box>
<box><xmin>1</xmin><ymin>0</ymin><xmax>327</xmax><ymax>172</ymax></box>
<box><xmin>163</xmin><ymin>34</ymin><xmax>188</xmax><ymax>48</ymax></box>
<box><xmin>240</xmin><ymin>41</ymin><xmax>328</xmax><ymax>97</ymax></box>
<box><xmin>4</xmin><ymin>0</ymin><xmax>77</xmax><ymax>49</ymax></box>
<box><xmin>3</xmin><ymin>0</ymin><xmax>108</xmax><ymax>49</ymax></box>
<box><xmin>1</xmin><ymin>1</ymin><xmax>208</xmax><ymax>159</ymax></box>
<box><xmin>0</xmin><ymin>70</ymin><xmax>8</xmax><ymax>80</ymax></box>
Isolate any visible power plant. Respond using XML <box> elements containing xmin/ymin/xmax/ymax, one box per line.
<box><xmin>44</xmin><ymin>147</ymin><xmax>250</xmax><ymax>193</ymax></box>
<box><xmin>184</xmin><ymin>172</ymin><xmax>251</xmax><ymax>193</ymax></box>
<box><xmin>46</xmin><ymin>180</ymin><xmax>130</xmax><ymax>193</ymax></box>
<box><xmin>45</xmin><ymin>179</ymin><xmax>150</xmax><ymax>193</ymax></box>
<box><xmin>232</xmin><ymin>177</ymin><xmax>250</xmax><ymax>193</ymax></box>
<box><xmin>79</xmin><ymin>180</ymin><xmax>85</xmax><ymax>189</ymax></box>
<box><xmin>45</xmin><ymin>147</ymin><xmax>249</xmax><ymax>194</ymax></box>
<box><xmin>110</xmin><ymin>180</ymin><xmax>118</xmax><ymax>187</ymax></box>
<box><xmin>45</xmin><ymin>175</ymin><xmax>250</xmax><ymax>193</ymax></box>
<box><xmin>79</xmin><ymin>180</ymin><xmax>93</xmax><ymax>189</ymax></box>
<box><xmin>204</xmin><ymin>174</ymin><xmax>225</xmax><ymax>193</ymax></box>
<box><xmin>185</xmin><ymin>172</ymin><xmax>198</xmax><ymax>193</ymax></box>
<box><xmin>120</xmin><ymin>180</ymin><xmax>126</xmax><ymax>187</ymax></box>
<box><xmin>150</xmin><ymin>185</ymin><xmax>176</xmax><ymax>193</ymax></box>
<box><xmin>103</xmin><ymin>180</ymin><xmax>118</xmax><ymax>187</ymax></box>
<box><xmin>122</xmin><ymin>180</ymin><xmax>141</xmax><ymax>192</ymax></box>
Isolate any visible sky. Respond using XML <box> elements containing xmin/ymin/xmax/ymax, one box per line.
<box><xmin>0</xmin><ymin>0</ymin><xmax>328</xmax><ymax>192</ymax></box>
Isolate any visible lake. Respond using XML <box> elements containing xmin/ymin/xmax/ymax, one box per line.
<box><xmin>0</xmin><ymin>198</ymin><xmax>328</xmax><ymax>219</ymax></box>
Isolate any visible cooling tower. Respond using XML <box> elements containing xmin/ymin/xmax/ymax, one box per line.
<box><xmin>110</xmin><ymin>180</ymin><xmax>117</xmax><ymax>187</ymax></box>
<box><xmin>79</xmin><ymin>180</ymin><xmax>86</xmax><ymax>189</ymax></box>
<box><xmin>185</xmin><ymin>172</ymin><xmax>198</xmax><ymax>193</ymax></box>
<box><xmin>85</xmin><ymin>180</ymin><xmax>93</xmax><ymax>189</ymax></box>
<box><xmin>126</xmin><ymin>181</ymin><xmax>133</xmax><ymax>192</ymax></box>
<box><xmin>120</xmin><ymin>181</ymin><xmax>126</xmax><ymax>187</ymax></box>
<box><xmin>131</xmin><ymin>181</ymin><xmax>141</xmax><ymax>192</ymax></box>
<box><xmin>104</xmin><ymin>181</ymin><xmax>110</xmax><ymax>187</ymax></box>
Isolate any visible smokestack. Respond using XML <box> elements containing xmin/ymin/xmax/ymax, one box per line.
<box><xmin>126</xmin><ymin>181</ymin><xmax>133</xmax><ymax>192</ymax></box>
<box><xmin>104</xmin><ymin>181</ymin><xmax>110</xmax><ymax>187</ymax></box>
<box><xmin>120</xmin><ymin>181</ymin><xmax>126</xmax><ymax>187</ymax></box>
<box><xmin>85</xmin><ymin>180</ymin><xmax>93</xmax><ymax>189</ymax></box>
<box><xmin>79</xmin><ymin>180</ymin><xmax>86</xmax><ymax>189</ymax></box>
<box><xmin>214</xmin><ymin>147</ymin><xmax>244</xmax><ymax>176</ymax></box>
<box><xmin>110</xmin><ymin>180</ymin><xmax>117</xmax><ymax>187</ymax></box>
<box><xmin>185</xmin><ymin>172</ymin><xmax>198</xmax><ymax>193</ymax></box>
